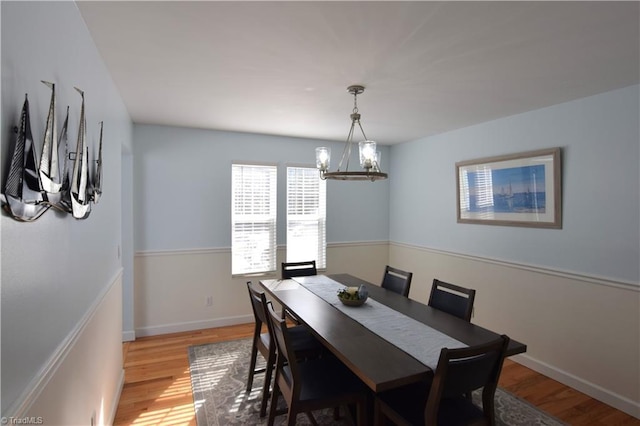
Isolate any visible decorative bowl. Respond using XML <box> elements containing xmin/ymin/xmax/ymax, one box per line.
<box><xmin>337</xmin><ymin>286</ymin><xmax>368</xmax><ymax>307</ymax></box>
<box><xmin>339</xmin><ymin>297</ymin><xmax>367</xmax><ymax>307</ymax></box>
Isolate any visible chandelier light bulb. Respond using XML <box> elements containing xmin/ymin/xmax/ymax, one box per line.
<box><xmin>359</xmin><ymin>141</ymin><xmax>377</xmax><ymax>170</ymax></box>
<box><xmin>316</xmin><ymin>147</ymin><xmax>330</xmax><ymax>171</ymax></box>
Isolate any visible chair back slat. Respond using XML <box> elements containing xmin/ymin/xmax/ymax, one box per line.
<box><xmin>441</xmin><ymin>351</ymin><xmax>501</xmax><ymax>397</ymax></box>
<box><xmin>247</xmin><ymin>281</ymin><xmax>269</xmax><ymax>326</ymax></box>
<box><xmin>281</xmin><ymin>260</ymin><xmax>317</xmax><ymax>279</ymax></box>
<box><xmin>425</xmin><ymin>335</ymin><xmax>510</xmax><ymax>425</ymax></box>
<box><xmin>266</xmin><ymin>302</ymin><xmax>300</xmax><ymax>399</ymax></box>
<box><xmin>246</xmin><ymin>281</ymin><xmax>280</xmax><ymax>416</ymax></box>
<box><xmin>428</xmin><ymin>279</ymin><xmax>476</xmax><ymax>322</ymax></box>
<box><xmin>381</xmin><ymin>265</ymin><xmax>413</xmax><ymax>297</ymax></box>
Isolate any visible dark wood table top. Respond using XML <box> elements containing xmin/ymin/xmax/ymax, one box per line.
<box><xmin>259</xmin><ymin>274</ymin><xmax>526</xmax><ymax>393</ymax></box>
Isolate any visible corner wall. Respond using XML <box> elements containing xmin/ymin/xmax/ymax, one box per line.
<box><xmin>389</xmin><ymin>85</ymin><xmax>639</xmax><ymax>284</ymax></box>
<box><xmin>388</xmin><ymin>85</ymin><xmax>640</xmax><ymax>417</ymax></box>
<box><xmin>1</xmin><ymin>2</ymin><xmax>132</xmax><ymax>420</ymax></box>
<box><xmin>131</xmin><ymin>123</ymin><xmax>391</xmax><ymax>337</ymax></box>
<box><xmin>132</xmin><ymin>124</ymin><xmax>391</xmax><ymax>252</ymax></box>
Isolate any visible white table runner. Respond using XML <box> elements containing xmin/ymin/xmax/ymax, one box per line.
<box><xmin>295</xmin><ymin>275</ymin><xmax>467</xmax><ymax>370</ymax></box>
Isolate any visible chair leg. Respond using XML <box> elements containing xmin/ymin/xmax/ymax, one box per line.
<box><xmin>267</xmin><ymin>381</ymin><xmax>280</xmax><ymax>426</ymax></box>
<box><xmin>285</xmin><ymin>405</ymin><xmax>301</xmax><ymax>426</ymax></box>
<box><xmin>357</xmin><ymin>400</ymin><xmax>368</xmax><ymax>426</ymax></box>
<box><xmin>343</xmin><ymin>402</ymin><xmax>366</xmax><ymax>426</ymax></box>
<box><xmin>373</xmin><ymin>399</ymin><xmax>384</xmax><ymax>426</ymax></box>
<box><xmin>287</xmin><ymin>413</ymin><xmax>298</xmax><ymax>426</ymax></box>
<box><xmin>483</xmin><ymin>389</ymin><xmax>496</xmax><ymax>425</ymax></box>
<box><xmin>246</xmin><ymin>336</ymin><xmax>259</xmax><ymax>392</ymax></box>
<box><xmin>259</xmin><ymin>353</ymin><xmax>276</xmax><ymax>417</ymax></box>
<box><xmin>304</xmin><ymin>411</ymin><xmax>318</xmax><ymax>426</ymax></box>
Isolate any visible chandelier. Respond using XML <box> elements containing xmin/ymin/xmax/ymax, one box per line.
<box><xmin>316</xmin><ymin>85</ymin><xmax>388</xmax><ymax>181</ymax></box>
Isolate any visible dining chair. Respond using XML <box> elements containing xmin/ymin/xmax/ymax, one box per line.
<box><xmin>281</xmin><ymin>260</ymin><xmax>317</xmax><ymax>279</ymax></box>
<box><xmin>374</xmin><ymin>335</ymin><xmax>511</xmax><ymax>426</ymax></box>
<box><xmin>428</xmin><ymin>279</ymin><xmax>476</xmax><ymax>322</ymax></box>
<box><xmin>265</xmin><ymin>302</ymin><xmax>370</xmax><ymax>426</ymax></box>
<box><xmin>280</xmin><ymin>260</ymin><xmax>317</xmax><ymax>324</ymax></box>
<box><xmin>245</xmin><ymin>281</ymin><xmax>322</xmax><ymax>417</ymax></box>
<box><xmin>381</xmin><ymin>265</ymin><xmax>413</xmax><ymax>297</ymax></box>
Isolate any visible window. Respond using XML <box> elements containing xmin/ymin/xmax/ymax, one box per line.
<box><xmin>232</xmin><ymin>163</ymin><xmax>277</xmax><ymax>275</ymax></box>
<box><xmin>286</xmin><ymin>166</ymin><xmax>326</xmax><ymax>269</ymax></box>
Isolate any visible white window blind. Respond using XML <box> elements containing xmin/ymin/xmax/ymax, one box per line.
<box><xmin>286</xmin><ymin>167</ymin><xmax>326</xmax><ymax>269</ymax></box>
<box><xmin>232</xmin><ymin>164</ymin><xmax>277</xmax><ymax>275</ymax></box>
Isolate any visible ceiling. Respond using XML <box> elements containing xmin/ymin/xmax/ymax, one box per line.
<box><xmin>77</xmin><ymin>1</ymin><xmax>639</xmax><ymax>145</ymax></box>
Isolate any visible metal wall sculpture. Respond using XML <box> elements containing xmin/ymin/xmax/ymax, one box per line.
<box><xmin>1</xmin><ymin>81</ymin><xmax>105</xmax><ymax>221</ymax></box>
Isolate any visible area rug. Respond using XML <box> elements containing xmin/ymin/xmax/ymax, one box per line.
<box><xmin>188</xmin><ymin>338</ymin><xmax>566</xmax><ymax>426</ymax></box>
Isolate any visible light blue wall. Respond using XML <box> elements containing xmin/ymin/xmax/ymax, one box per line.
<box><xmin>389</xmin><ymin>85</ymin><xmax>640</xmax><ymax>283</ymax></box>
<box><xmin>1</xmin><ymin>1</ymin><xmax>132</xmax><ymax>413</ymax></box>
<box><xmin>133</xmin><ymin>125</ymin><xmax>390</xmax><ymax>251</ymax></box>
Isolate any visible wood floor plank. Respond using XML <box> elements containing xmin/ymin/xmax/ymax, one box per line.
<box><xmin>113</xmin><ymin>323</ymin><xmax>639</xmax><ymax>425</ymax></box>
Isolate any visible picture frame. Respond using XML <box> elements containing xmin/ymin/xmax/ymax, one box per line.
<box><xmin>456</xmin><ymin>148</ymin><xmax>562</xmax><ymax>228</ymax></box>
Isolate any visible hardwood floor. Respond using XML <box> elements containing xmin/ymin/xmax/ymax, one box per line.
<box><xmin>115</xmin><ymin>324</ymin><xmax>254</xmax><ymax>425</ymax></box>
<box><xmin>114</xmin><ymin>324</ymin><xmax>639</xmax><ymax>425</ymax></box>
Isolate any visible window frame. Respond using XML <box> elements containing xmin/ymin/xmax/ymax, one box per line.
<box><xmin>285</xmin><ymin>165</ymin><xmax>327</xmax><ymax>269</ymax></box>
<box><xmin>231</xmin><ymin>162</ymin><xmax>278</xmax><ymax>276</ymax></box>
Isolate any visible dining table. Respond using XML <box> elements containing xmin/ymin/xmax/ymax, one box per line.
<box><xmin>259</xmin><ymin>273</ymin><xmax>526</xmax><ymax>393</ymax></box>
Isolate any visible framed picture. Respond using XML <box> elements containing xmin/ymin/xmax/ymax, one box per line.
<box><xmin>456</xmin><ymin>148</ymin><xmax>562</xmax><ymax>228</ymax></box>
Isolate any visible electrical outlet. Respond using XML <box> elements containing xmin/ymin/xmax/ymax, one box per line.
<box><xmin>206</xmin><ymin>296</ymin><xmax>213</xmax><ymax>306</ymax></box>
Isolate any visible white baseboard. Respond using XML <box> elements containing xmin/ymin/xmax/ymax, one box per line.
<box><xmin>512</xmin><ymin>354</ymin><xmax>640</xmax><ymax>419</ymax></box>
<box><xmin>108</xmin><ymin>369</ymin><xmax>125</xmax><ymax>426</ymax></box>
<box><xmin>135</xmin><ymin>314</ymin><xmax>254</xmax><ymax>337</ymax></box>
<box><xmin>122</xmin><ymin>330</ymin><xmax>136</xmax><ymax>342</ymax></box>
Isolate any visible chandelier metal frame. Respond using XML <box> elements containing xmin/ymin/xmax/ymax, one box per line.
<box><xmin>317</xmin><ymin>85</ymin><xmax>388</xmax><ymax>182</ymax></box>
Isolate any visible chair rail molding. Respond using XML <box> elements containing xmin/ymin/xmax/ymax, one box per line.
<box><xmin>390</xmin><ymin>242</ymin><xmax>639</xmax><ymax>292</ymax></box>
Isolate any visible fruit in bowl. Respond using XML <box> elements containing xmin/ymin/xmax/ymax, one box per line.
<box><xmin>337</xmin><ymin>285</ymin><xmax>368</xmax><ymax>306</ymax></box>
